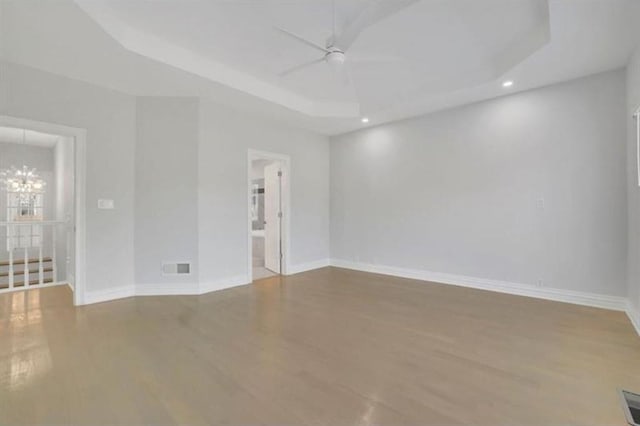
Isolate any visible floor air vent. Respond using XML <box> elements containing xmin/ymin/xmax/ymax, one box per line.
<box><xmin>620</xmin><ymin>390</ymin><xmax>640</xmax><ymax>426</ymax></box>
<box><xmin>162</xmin><ymin>263</ymin><xmax>191</xmax><ymax>275</ymax></box>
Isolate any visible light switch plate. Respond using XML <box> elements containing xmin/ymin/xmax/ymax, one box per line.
<box><xmin>98</xmin><ymin>199</ymin><xmax>115</xmax><ymax>209</ymax></box>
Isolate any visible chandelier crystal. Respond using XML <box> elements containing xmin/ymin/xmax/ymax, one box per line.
<box><xmin>1</xmin><ymin>165</ymin><xmax>46</xmax><ymax>194</ymax></box>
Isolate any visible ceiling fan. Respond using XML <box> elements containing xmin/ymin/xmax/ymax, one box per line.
<box><xmin>276</xmin><ymin>0</ymin><xmax>418</xmax><ymax>77</ymax></box>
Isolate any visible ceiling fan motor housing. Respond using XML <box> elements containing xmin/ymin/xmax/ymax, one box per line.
<box><xmin>325</xmin><ymin>48</ymin><xmax>346</xmax><ymax>67</ymax></box>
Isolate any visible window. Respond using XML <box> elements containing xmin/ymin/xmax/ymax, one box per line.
<box><xmin>8</xmin><ymin>193</ymin><xmax>43</xmax><ymax>221</ymax></box>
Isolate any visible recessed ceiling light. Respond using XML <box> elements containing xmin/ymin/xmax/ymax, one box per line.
<box><xmin>502</xmin><ymin>80</ymin><xmax>514</xmax><ymax>88</ymax></box>
<box><xmin>361</xmin><ymin>117</ymin><xmax>369</xmax><ymax>123</ymax></box>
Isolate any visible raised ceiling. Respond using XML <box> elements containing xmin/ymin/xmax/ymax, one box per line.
<box><xmin>1</xmin><ymin>0</ymin><xmax>639</xmax><ymax>135</ymax></box>
<box><xmin>76</xmin><ymin>0</ymin><xmax>550</xmax><ymax>117</ymax></box>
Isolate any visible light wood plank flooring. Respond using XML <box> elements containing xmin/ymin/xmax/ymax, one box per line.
<box><xmin>1</xmin><ymin>267</ymin><xmax>639</xmax><ymax>425</ymax></box>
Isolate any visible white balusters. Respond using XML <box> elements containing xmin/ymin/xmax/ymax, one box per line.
<box><xmin>39</xmin><ymin>243</ymin><xmax>44</xmax><ymax>285</ymax></box>
<box><xmin>24</xmin><ymin>247</ymin><xmax>29</xmax><ymax>288</ymax></box>
<box><xmin>8</xmin><ymin>232</ymin><xmax>14</xmax><ymax>290</ymax></box>
<box><xmin>1</xmin><ymin>221</ymin><xmax>65</xmax><ymax>293</ymax></box>
<box><xmin>52</xmin><ymin>225</ymin><xmax>57</xmax><ymax>284</ymax></box>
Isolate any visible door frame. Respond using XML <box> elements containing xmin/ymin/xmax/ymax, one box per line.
<box><xmin>0</xmin><ymin>115</ymin><xmax>87</xmax><ymax>306</ymax></box>
<box><xmin>247</xmin><ymin>149</ymin><xmax>290</xmax><ymax>282</ymax></box>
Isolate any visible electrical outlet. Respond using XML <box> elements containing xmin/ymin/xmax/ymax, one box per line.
<box><xmin>537</xmin><ymin>279</ymin><xmax>544</xmax><ymax>287</ymax></box>
<box><xmin>537</xmin><ymin>198</ymin><xmax>545</xmax><ymax>211</ymax></box>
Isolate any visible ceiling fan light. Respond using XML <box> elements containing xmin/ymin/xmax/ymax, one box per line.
<box><xmin>325</xmin><ymin>50</ymin><xmax>345</xmax><ymax>68</ymax></box>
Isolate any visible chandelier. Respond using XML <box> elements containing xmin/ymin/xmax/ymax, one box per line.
<box><xmin>1</xmin><ymin>165</ymin><xmax>46</xmax><ymax>193</ymax></box>
<box><xmin>0</xmin><ymin>129</ymin><xmax>47</xmax><ymax>194</ymax></box>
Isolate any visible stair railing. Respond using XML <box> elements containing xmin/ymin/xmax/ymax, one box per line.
<box><xmin>0</xmin><ymin>220</ymin><xmax>65</xmax><ymax>292</ymax></box>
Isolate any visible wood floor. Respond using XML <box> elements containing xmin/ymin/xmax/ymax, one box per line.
<box><xmin>1</xmin><ymin>267</ymin><xmax>639</xmax><ymax>425</ymax></box>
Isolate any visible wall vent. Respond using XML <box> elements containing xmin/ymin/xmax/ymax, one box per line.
<box><xmin>162</xmin><ymin>262</ymin><xmax>191</xmax><ymax>275</ymax></box>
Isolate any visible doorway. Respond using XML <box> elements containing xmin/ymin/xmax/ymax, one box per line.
<box><xmin>248</xmin><ymin>150</ymin><xmax>290</xmax><ymax>282</ymax></box>
<box><xmin>0</xmin><ymin>116</ymin><xmax>86</xmax><ymax>306</ymax></box>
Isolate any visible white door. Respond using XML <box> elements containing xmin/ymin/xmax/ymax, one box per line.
<box><xmin>264</xmin><ymin>162</ymin><xmax>281</xmax><ymax>274</ymax></box>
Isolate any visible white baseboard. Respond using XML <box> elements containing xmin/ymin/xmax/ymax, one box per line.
<box><xmin>286</xmin><ymin>259</ymin><xmax>330</xmax><ymax>276</ymax></box>
<box><xmin>83</xmin><ymin>275</ymin><xmax>251</xmax><ymax>305</ymax></box>
<box><xmin>200</xmin><ymin>275</ymin><xmax>250</xmax><ymax>294</ymax></box>
<box><xmin>330</xmin><ymin>259</ymin><xmax>627</xmax><ymax>312</ymax></box>
<box><xmin>627</xmin><ymin>303</ymin><xmax>640</xmax><ymax>337</ymax></box>
<box><xmin>80</xmin><ymin>258</ymin><xmax>332</xmax><ymax>305</ymax></box>
<box><xmin>84</xmin><ymin>285</ymin><xmax>135</xmax><ymax>305</ymax></box>
<box><xmin>75</xmin><ymin>259</ymin><xmax>637</xmax><ymax>340</ymax></box>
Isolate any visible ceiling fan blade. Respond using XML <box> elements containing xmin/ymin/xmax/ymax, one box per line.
<box><xmin>331</xmin><ymin>0</ymin><xmax>420</xmax><ymax>52</ymax></box>
<box><xmin>349</xmin><ymin>54</ymin><xmax>402</xmax><ymax>64</ymax></box>
<box><xmin>275</xmin><ymin>27</ymin><xmax>330</xmax><ymax>54</ymax></box>
<box><xmin>279</xmin><ymin>57</ymin><xmax>325</xmax><ymax>77</ymax></box>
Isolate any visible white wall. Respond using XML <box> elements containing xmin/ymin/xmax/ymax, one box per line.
<box><xmin>0</xmin><ymin>61</ymin><xmax>137</xmax><ymax>295</ymax></box>
<box><xmin>135</xmin><ymin>97</ymin><xmax>199</xmax><ymax>287</ymax></box>
<box><xmin>132</xmin><ymin>97</ymin><xmax>330</xmax><ymax>292</ymax></box>
<box><xmin>0</xmin><ymin>60</ymin><xmax>331</xmax><ymax>300</ymax></box>
<box><xmin>627</xmin><ymin>45</ymin><xmax>640</xmax><ymax>324</ymax></box>
<box><xmin>54</xmin><ymin>136</ymin><xmax>75</xmax><ymax>286</ymax></box>
<box><xmin>331</xmin><ymin>70</ymin><xmax>628</xmax><ymax>297</ymax></box>
<box><xmin>198</xmin><ymin>100</ymin><xmax>330</xmax><ymax>286</ymax></box>
<box><xmin>1</xmin><ymin>59</ymin><xmax>630</xmax><ymax>308</ymax></box>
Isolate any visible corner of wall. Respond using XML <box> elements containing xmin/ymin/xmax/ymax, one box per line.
<box><xmin>287</xmin><ymin>259</ymin><xmax>331</xmax><ymax>276</ymax></box>
<box><xmin>627</xmin><ymin>301</ymin><xmax>640</xmax><ymax>338</ymax></box>
<box><xmin>626</xmin><ymin>41</ymin><xmax>640</xmax><ymax>331</ymax></box>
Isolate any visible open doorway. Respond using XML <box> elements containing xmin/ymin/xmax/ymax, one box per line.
<box><xmin>0</xmin><ymin>116</ymin><xmax>86</xmax><ymax>306</ymax></box>
<box><xmin>0</xmin><ymin>127</ymin><xmax>75</xmax><ymax>293</ymax></box>
<box><xmin>248</xmin><ymin>150</ymin><xmax>290</xmax><ymax>282</ymax></box>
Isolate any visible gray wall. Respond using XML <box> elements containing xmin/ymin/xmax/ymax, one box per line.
<box><xmin>0</xmin><ymin>61</ymin><xmax>331</xmax><ymax>298</ymax></box>
<box><xmin>2</xmin><ymin>59</ymin><xmax>630</xmax><ymax>303</ymax></box>
<box><xmin>627</xmin><ymin>45</ymin><xmax>640</xmax><ymax>317</ymax></box>
<box><xmin>1</xmin><ymin>61</ymin><xmax>136</xmax><ymax>294</ymax></box>
<box><xmin>331</xmin><ymin>70</ymin><xmax>628</xmax><ymax>297</ymax></box>
<box><xmin>198</xmin><ymin>100</ymin><xmax>331</xmax><ymax>285</ymax></box>
<box><xmin>135</xmin><ymin>97</ymin><xmax>199</xmax><ymax>285</ymax></box>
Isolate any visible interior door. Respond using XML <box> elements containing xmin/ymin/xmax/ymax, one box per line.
<box><xmin>264</xmin><ymin>162</ymin><xmax>281</xmax><ymax>274</ymax></box>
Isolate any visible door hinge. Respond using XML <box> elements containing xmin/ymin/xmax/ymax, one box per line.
<box><xmin>278</xmin><ymin>212</ymin><xmax>283</xmax><ymax>218</ymax></box>
<box><xmin>277</xmin><ymin>170</ymin><xmax>282</xmax><ymax>177</ymax></box>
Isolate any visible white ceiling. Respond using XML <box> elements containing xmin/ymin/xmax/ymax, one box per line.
<box><xmin>75</xmin><ymin>0</ymin><xmax>550</xmax><ymax>114</ymax></box>
<box><xmin>1</xmin><ymin>0</ymin><xmax>639</xmax><ymax>135</ymax></box>
<box><xmin>0</xmin><ymin>127</ymin><xmax>60</xmax><ymax>148</ymax></box>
